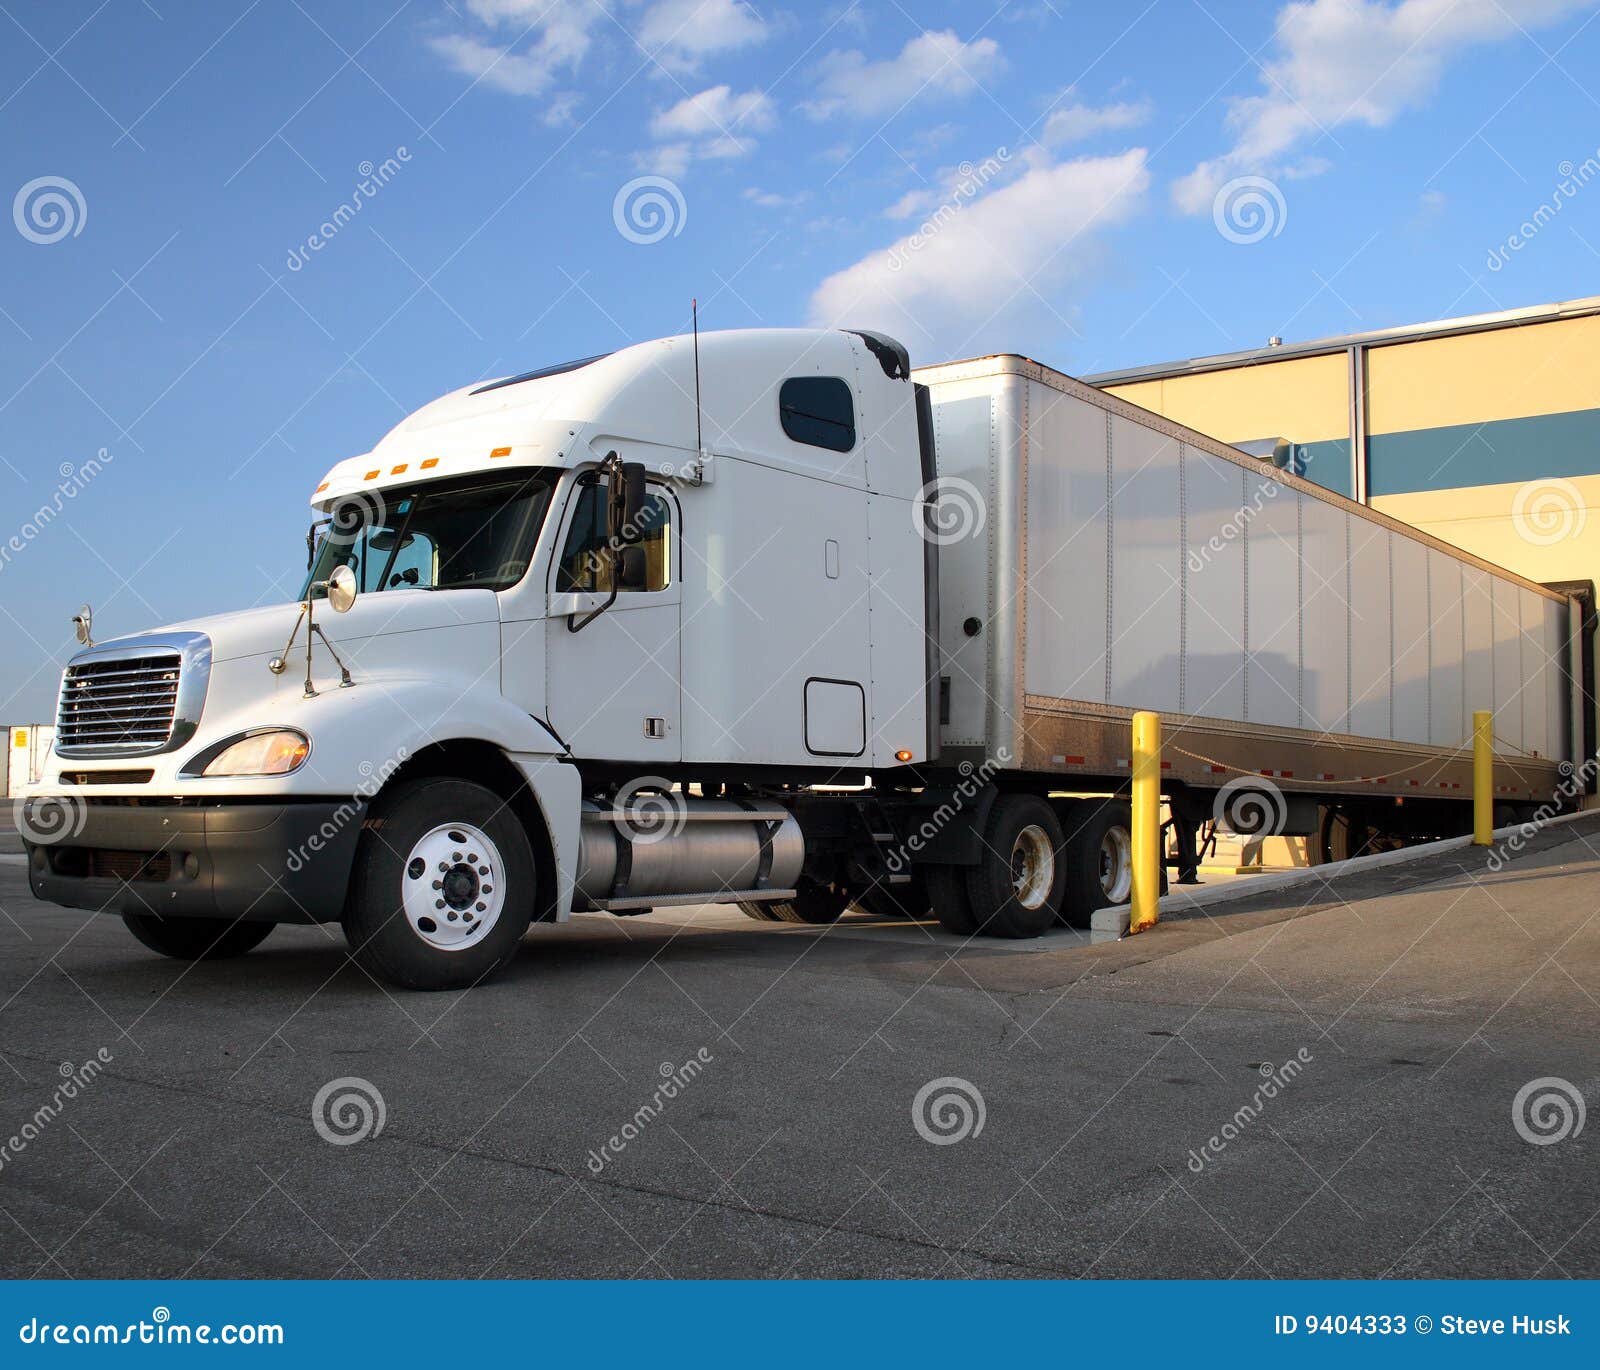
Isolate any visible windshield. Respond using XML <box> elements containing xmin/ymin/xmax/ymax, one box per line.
<box><xmin>303</xmin><ymin>471</ymin><xmax>558</xmax><ymax>597</ymax></box>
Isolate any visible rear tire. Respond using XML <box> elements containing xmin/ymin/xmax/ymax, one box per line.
<box><xmin>927</xmin><ymin>865</ymin><xmax>977</xmax><ymax>935</ymax></box>
<box><xmin>852</xmin><ymin>878</ymin><xmax>931</xmax><ymax>920</ymax></box>
<box><xmin>1059</xmin><ymin>798</ymin><xmax>1134</xmax><ymax>928</ymax></box>
<box><xmin>962</xmin><ymin>794</ymin><xmax>1065</xmax><ymax>939</ymax></box>
<box><xmin>343</xmin><ymin>777</ymin><xmax>535</xmax><ymax>990</ymax></box>
<box><xmin>747</xmin><ymin>878</ymin><xmax>850</xmax><ymax>925</ymax></box>
<box><xmin>122</xmin><ymin>914</ymin><xmax>274</xmax><ymax>961</ymax></box>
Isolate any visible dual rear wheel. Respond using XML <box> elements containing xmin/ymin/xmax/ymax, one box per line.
<box><xmin>929</xmin><ymin>794</ymin><xmax>1136</xmax><ymax>938</ymax></box>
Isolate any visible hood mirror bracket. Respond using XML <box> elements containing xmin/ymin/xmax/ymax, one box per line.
<box><xmin>269</xmin><ymin>565</ymin><xmax>357</xmax><ymax>696</ymax></box>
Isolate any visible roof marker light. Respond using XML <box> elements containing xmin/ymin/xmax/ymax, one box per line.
<box><xmin>421</xmin><ymin>458</ymin><xmax>439</xmax><ymax>470</ymax></box>
<box><xmin>391</xmin><ymin>464</ymin><xmax>407</xmax><ymax>474</ymax></box>
<box><xmin>490</xmin><ymin>446</ymin><xmax>512</xmax><ymax>458</ymax></box>
<box><xmin>363</xmin><ymin>469</ymin><xmax>379</xmax><ymax>481</ymax></box>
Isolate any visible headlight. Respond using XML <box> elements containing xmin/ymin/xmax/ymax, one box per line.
<box><xmin>195</xmin><ymin>730</ymin><xmax>310</xmax><ymax>777</ymax></box>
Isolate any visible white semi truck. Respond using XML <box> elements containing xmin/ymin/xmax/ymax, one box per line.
<box><xmin>20</xmin><ymin>329</ymin><xmax>1586</xmax><ymax>988</ymax></box>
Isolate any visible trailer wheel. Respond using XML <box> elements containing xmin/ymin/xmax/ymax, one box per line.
<box><xmin>962</xmin><ymin>794</ymin><xmax>1065</xmax><ymax>938</ymax></box>
<box><xmin>122</xmin><ymin>914</ymin><xmax>274</xmax><ymax>961</ymax></box>
<box><xmin>745</xmin><ymin>879</ymin><xmax>850</xmax><ymax>925</ymax></box>
<box><xmin>1059</xmin><ymin>798</ymin><xmax>1134</xmax><ymax>928</ymax></box>
<box><xmin>927</xmin><ymin>866</ymin><xmax>977</xmax><ymax>935</ymax></box>
<box><xmin>343</xmin><ymin>777</ymin><xmax>535</xmax><ymax>990</ymax></box>
<box><xmin>852</xmin><ymin>878</ymin><xmax>932</xmax><ymax>920</ymax></box>
<box><xmin>1313</xmin><ymin>806</ymin><xmax>1371</xmax><ymax>864</ymax></box>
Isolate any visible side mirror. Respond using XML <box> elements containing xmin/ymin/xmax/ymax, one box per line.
<box><xmin>72</xmin><ymin>604</ymin><xmax>93</xmax><ymax>647</ymax></box>
<box><xmin>326</xmin><ymin>563</ymin><xmax>358</xmax><ymax>613</ymax></box>
<box><xmin>618</xmin><ymin>545</ymin><xmax>647</xmax><ymax>591</ymax></box>
<box><xmin>1270</xmin><ymin>438</ymin><xmax>1293</xmax><ymax>471</ymax></box>
<box><xmin>617</xmin><ymin>461</ymin><xmax>647</xmax><ymax>540</ymax></box>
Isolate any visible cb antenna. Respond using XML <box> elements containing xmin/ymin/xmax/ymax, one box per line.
<box><xmin>692</xmin><ymin>297</ymin><xmax>703</xmax><ymax>460</ymax></box>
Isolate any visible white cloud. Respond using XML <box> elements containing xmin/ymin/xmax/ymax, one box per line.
<box><xmin>428</xmin><ymin>0</ymin><xmax>603</xmax><ymax>98</ymax></box>
<box><xmin>644</xmin><ymin>84</ymin><xmax>775</xmax><ymax>169</ymax></box>
<box><xmin>1043</xmin><ymin>98</ymin><xmax>1151</xmax><ymax>145</ymax></box>
<box><xmin>808</xmin><ymin>148</ymin><xmax>1149</xmax><ymax>353</ymax></box>
<box><xmin>744</xmin><ymin>187</ymin><xmax>810</xmax><ymax>208</ymax></box>
<box><xmin>638</xmin><ymin>0</ymin><xmax>770</xmax><ymax>71</ymax></box>
<box><xmin>1174</xmin><ymin>0</ymin><xmax>1596</xmax><ymax>212</ymax></box>
<box><xmin>803</xmin><ymin>30</ymin><xmax>1004</xmax><ymax>119</ymax></box>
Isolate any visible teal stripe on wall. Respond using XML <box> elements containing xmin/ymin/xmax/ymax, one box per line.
<box><xmin>1296</xmin><ymin>438</ymin><xmax>1353</xmax><ymax>498</ymax></box>
<box><xmin>1369</xmin><ymin>407</ymin><xmax>1600</xmax><ymax>496</ymax></box>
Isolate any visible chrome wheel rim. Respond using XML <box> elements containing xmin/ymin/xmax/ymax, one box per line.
<box><xmin>1099</xmin><ymin>826</ymin><xmax>1133</xmax><ymax>903</ymax></box>
<box><xmin>1009</xmin><ymin>824</ymin><xmax>1056</xmax><ymax>910</ymax></box>
<box><xmin>400</xmin><ymin>821</ymin><xmax>505</xmax><ymax>951</ymax></box>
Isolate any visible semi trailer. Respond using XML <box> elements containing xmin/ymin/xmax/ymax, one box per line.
<box><xmin>19</xmin><ymin>328</ymin><xmax>1587</xmax><ymax>989</ymax></box>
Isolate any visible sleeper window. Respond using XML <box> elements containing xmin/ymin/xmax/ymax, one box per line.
<box><xmin>779</xmin><ymin>377</ymin><xmax>855</xmax><ymax>453</ymax></box>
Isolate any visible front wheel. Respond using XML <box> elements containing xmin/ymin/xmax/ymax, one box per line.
<box><xmin>343</xmin><ymin>778</ymin><xmax>535</xmax><ymax>990</ymax></box>
<box><xmin>122</xmin><ymin>914</ymin><xmax>274</xmax><ymax>961</ymax></box>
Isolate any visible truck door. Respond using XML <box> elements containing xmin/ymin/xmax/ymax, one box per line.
<box><xmin>543</xmin><ymin>472</ymin><xmax>681</xmax><ymax>763</ymax></box>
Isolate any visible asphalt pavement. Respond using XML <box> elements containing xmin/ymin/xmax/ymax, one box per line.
<box><xmin>0</xmin><ymin>814</ymin><xmax>1595</xmax><ymax>1279</ymax></box>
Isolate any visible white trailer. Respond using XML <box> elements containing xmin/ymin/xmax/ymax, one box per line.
<box><xmin>19</xmin><ymin>329</ymin><xmax>1585</xmax><ymax>988</ymax></box>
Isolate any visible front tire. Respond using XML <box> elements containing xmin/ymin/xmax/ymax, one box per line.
<box><xmin>122</xmin><ymin>914</ymin><xmax>274</xmax><ymax>961</ymax></box>
<box><xmin>343</xmin><ymin>778</ymin><xmax>535</xmax><ymax>990</ymax></box>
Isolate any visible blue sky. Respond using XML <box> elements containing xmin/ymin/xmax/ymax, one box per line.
<box><xmin>2</xmin><ymin>0</ymin><xmax>1598</xmax><ymax>720</ymax></box>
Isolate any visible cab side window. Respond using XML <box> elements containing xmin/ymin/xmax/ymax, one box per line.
<box><xmin>556</xmin><ymin>481</ymin><xmax>672</xmax><ymax>593</ymax></box>
<box><xmin>779</xmin><ymin>376</ymin><xmax>855</xmax><ymax>453</ymax></box>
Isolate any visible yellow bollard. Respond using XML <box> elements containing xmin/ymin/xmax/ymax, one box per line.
<box><xmin>1473</xmin><ymin>709</ymin><xmax>1494</xmax><ymax>846</ymax></box>
<box><xmin>1130</xmin><ymin>710</ymin><xmax>1161</xmax><ymax>933</ymax></box>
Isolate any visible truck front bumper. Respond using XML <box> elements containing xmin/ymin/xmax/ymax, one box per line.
<box><xmin>22</xmin><ymin>799</ymin><xmax>364</xmax><ymax>924</ymax></box>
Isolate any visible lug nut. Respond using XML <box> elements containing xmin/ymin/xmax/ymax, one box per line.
<box><xmin>475</xmin><ymin>902</ymin><xmax>486</xmax><ymax>912</ymax></box>
<box><xmin>435</xmin><ymin>900</ymin><xmax>445</xmax><ymax>910</ymax></box>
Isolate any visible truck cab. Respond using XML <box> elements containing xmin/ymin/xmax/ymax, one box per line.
<box><xmin>22</xmin><ymin>328</ymin><xmax>943</xmax><ymax>989</ymax></box>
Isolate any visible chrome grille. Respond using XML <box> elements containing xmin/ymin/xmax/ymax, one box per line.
<box><xmin>56</xmin><ymin>652</ymin><xmax>182</xmax><ymax>754</ymax></box>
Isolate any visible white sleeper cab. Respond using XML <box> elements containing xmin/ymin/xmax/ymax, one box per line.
<box><xmin>21</xmin><ymin>329</ymin><xmax>1583</xmax><ymax>988</ymax></box>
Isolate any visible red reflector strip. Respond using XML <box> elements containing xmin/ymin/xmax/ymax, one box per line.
<box><xmin>1210</xmin><ymin>765</ymin><xmax>1227</xmax><ymax>774</ymax></box>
